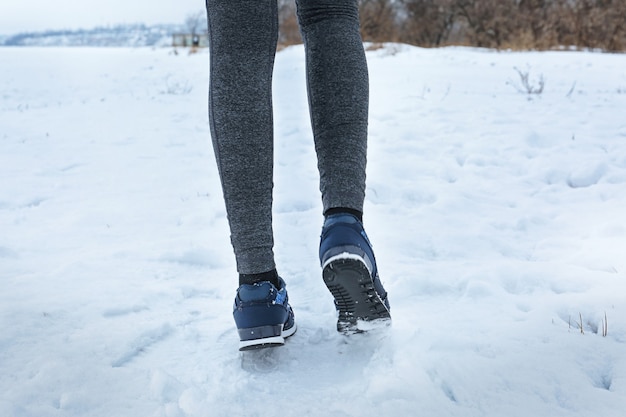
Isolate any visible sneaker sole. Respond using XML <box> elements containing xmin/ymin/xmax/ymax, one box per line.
<box><xmin>238</xmin><ymin>322</ymin><xmax>297</xmax><ymax>351</ymax></box>
<box><xmin>322</xmin><ymin>256</ymin><xmax>391</xmax><ymax>333</ymax></box>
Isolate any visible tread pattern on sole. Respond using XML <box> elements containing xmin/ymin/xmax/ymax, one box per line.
<box><xmin>322</xmin><ymin>257</ymin><xmax>391</xmax><ymax>333</ymax></box>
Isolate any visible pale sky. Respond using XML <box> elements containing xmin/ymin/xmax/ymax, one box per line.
<box><xmin>0</xmin><ymin>0</ymin><xmax>206</xmax><ymax>34</ymax></box>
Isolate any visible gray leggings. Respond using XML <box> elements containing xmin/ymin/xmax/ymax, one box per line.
<box><xmin>206</xmin><ymin>0</ymin><xmax>369</xmax><ymax>274</ymax></box>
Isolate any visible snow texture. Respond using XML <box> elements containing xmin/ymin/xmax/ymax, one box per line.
<box><xmin>1</xmin><ymin>44</ymin><xmax>626</xmax><ymax>417</ymax></box>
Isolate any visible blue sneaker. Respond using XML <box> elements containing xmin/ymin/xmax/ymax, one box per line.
<box><xmin>233</xmin><ymin>278</ymin><xmax>296</xmax><ymax>351</ymax></box>
<box><xmin>319</xmin><ymin>213</ymin><xmax>391</xmax><ymax>333</ymax></box>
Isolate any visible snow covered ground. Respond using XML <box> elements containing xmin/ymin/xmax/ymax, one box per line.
<box><xmin>1</xmin><ymin>44</ymin><xmax>625</xmax><ymax>417</ymax></box>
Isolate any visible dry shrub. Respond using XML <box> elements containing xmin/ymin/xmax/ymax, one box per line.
<box><xmin>364</xmin><ymin>0</ymin><xmax>626</xmax><ymax>51</ymax></box>
<box><xmin>555</xmin><ymin>0</ymin><xmax>626</xmax><ymax>52</ymax></box>
<box><xmin>275</xmin><ymin>0</ymin><xmax>626</xmax><ymax>52</ymax></box>
<box><xmin>359</xmin><ymin>0</ymin><xmax>401</xmax><ymax>42</ymax></box>
<box><xmin>399</xmin><ymin>0</ymin><xmax>457</xmax><ymax>46</ymax></box>
<box><xmin>278</xmin><ymin>0</ymin><xmax>302</xmax><ymax>47</ymax></box>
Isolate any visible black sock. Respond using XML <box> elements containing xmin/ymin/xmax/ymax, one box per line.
<box><xmin>239</xmin><ymin>269</ymin><xmax>280</xmax><ymax>289</ymax></box>
<box><xmin>324</xmin><ymin>207</ymin><xmax>363</xmax><ymax>222</ymax></box>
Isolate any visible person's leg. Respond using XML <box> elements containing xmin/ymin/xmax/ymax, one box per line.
<box><xmin>296</xmin><ymin>0</ymin><xmax>390</xmax><ymax>332</ymax></box>
<box><xmin>295</xmin><ymin>0</ymin><xmax>369</xmax><ymax>216</ymax></box>
<box><xmin>206</xmin><ymin>0</ymin><xmax>295</xmax><ymax>350</ymax></box>
<box><xmin>206</xmin><ymin>0</ymin><xmax>278</xmax><ymax>282</ymax></box>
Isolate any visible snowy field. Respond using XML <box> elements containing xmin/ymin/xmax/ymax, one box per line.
<box><xmin>1</xmin><ymin>44</ymin><xmax>626</xmax><ymax>417</ymax></box>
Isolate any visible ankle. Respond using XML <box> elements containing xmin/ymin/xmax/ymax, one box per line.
<box><xmin>239</xmin><ymin>269</ymin><xmax>280</xmax><ymax>289</ymax></box>
<box><xmin>324</xmin><ymin>207</ymin><xmax>363</xmax><ymax>222</ymax></box>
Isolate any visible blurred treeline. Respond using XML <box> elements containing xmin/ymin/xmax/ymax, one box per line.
<box><xmin>278</xmin><ymin>0</ymin><xmax>626</xmax><ymax>52</ymax></box>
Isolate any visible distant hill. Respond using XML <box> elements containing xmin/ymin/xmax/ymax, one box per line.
<box><xmin>1</xmin><ymin>24</ymin><xmax>187</xmax><ymax>47</ymax></box>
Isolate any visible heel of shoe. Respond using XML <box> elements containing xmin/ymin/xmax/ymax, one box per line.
<box><xmin>238</xmin><ymin>324</ymin><xmax>285</xmax><ymax>351</ymax></box>
<box><xmin>238</xmin><ymin>322</ymin><xmax>297</xmax><ymax>351</ymax></box>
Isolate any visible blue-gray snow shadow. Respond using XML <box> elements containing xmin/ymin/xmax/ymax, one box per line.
<box><xmin>239</xmin><ymin>325</ymin><xmax>392</xmax><ymax>383</ymax></box>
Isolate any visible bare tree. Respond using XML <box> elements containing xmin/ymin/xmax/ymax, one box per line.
<box><xmin>399</xmin><ymin>0</ymin><xmax>457</xmax><ymax>46</ymax></box>
<box><xmin>186</xmin><ymin>10</ymin><xmax>207</xmax><ymax>36</ymax></box>
<box><xmin>265</xmin><ymin>0</ymin><xmax>626</xmax><ymax>51</ymax></box>
<box><xmin>278</xmin><ymin>0</ymin><xmax>302</xmax><ymax>46</ymax></box>
<box><xmin>564</xmin><ymin>0</ymin><xmax>626</xmax><ymax>52</ymax></box>
<box><xmin>359</xmin><ymin>0</ymin><xmax>400</xmax><ymax>42</ymax></box>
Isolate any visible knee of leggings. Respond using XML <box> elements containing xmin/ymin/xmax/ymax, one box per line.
<box><xmin>295</xmin><ymin>0</ymin><xmax>359</xmax><ymax>28</ymax></box>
